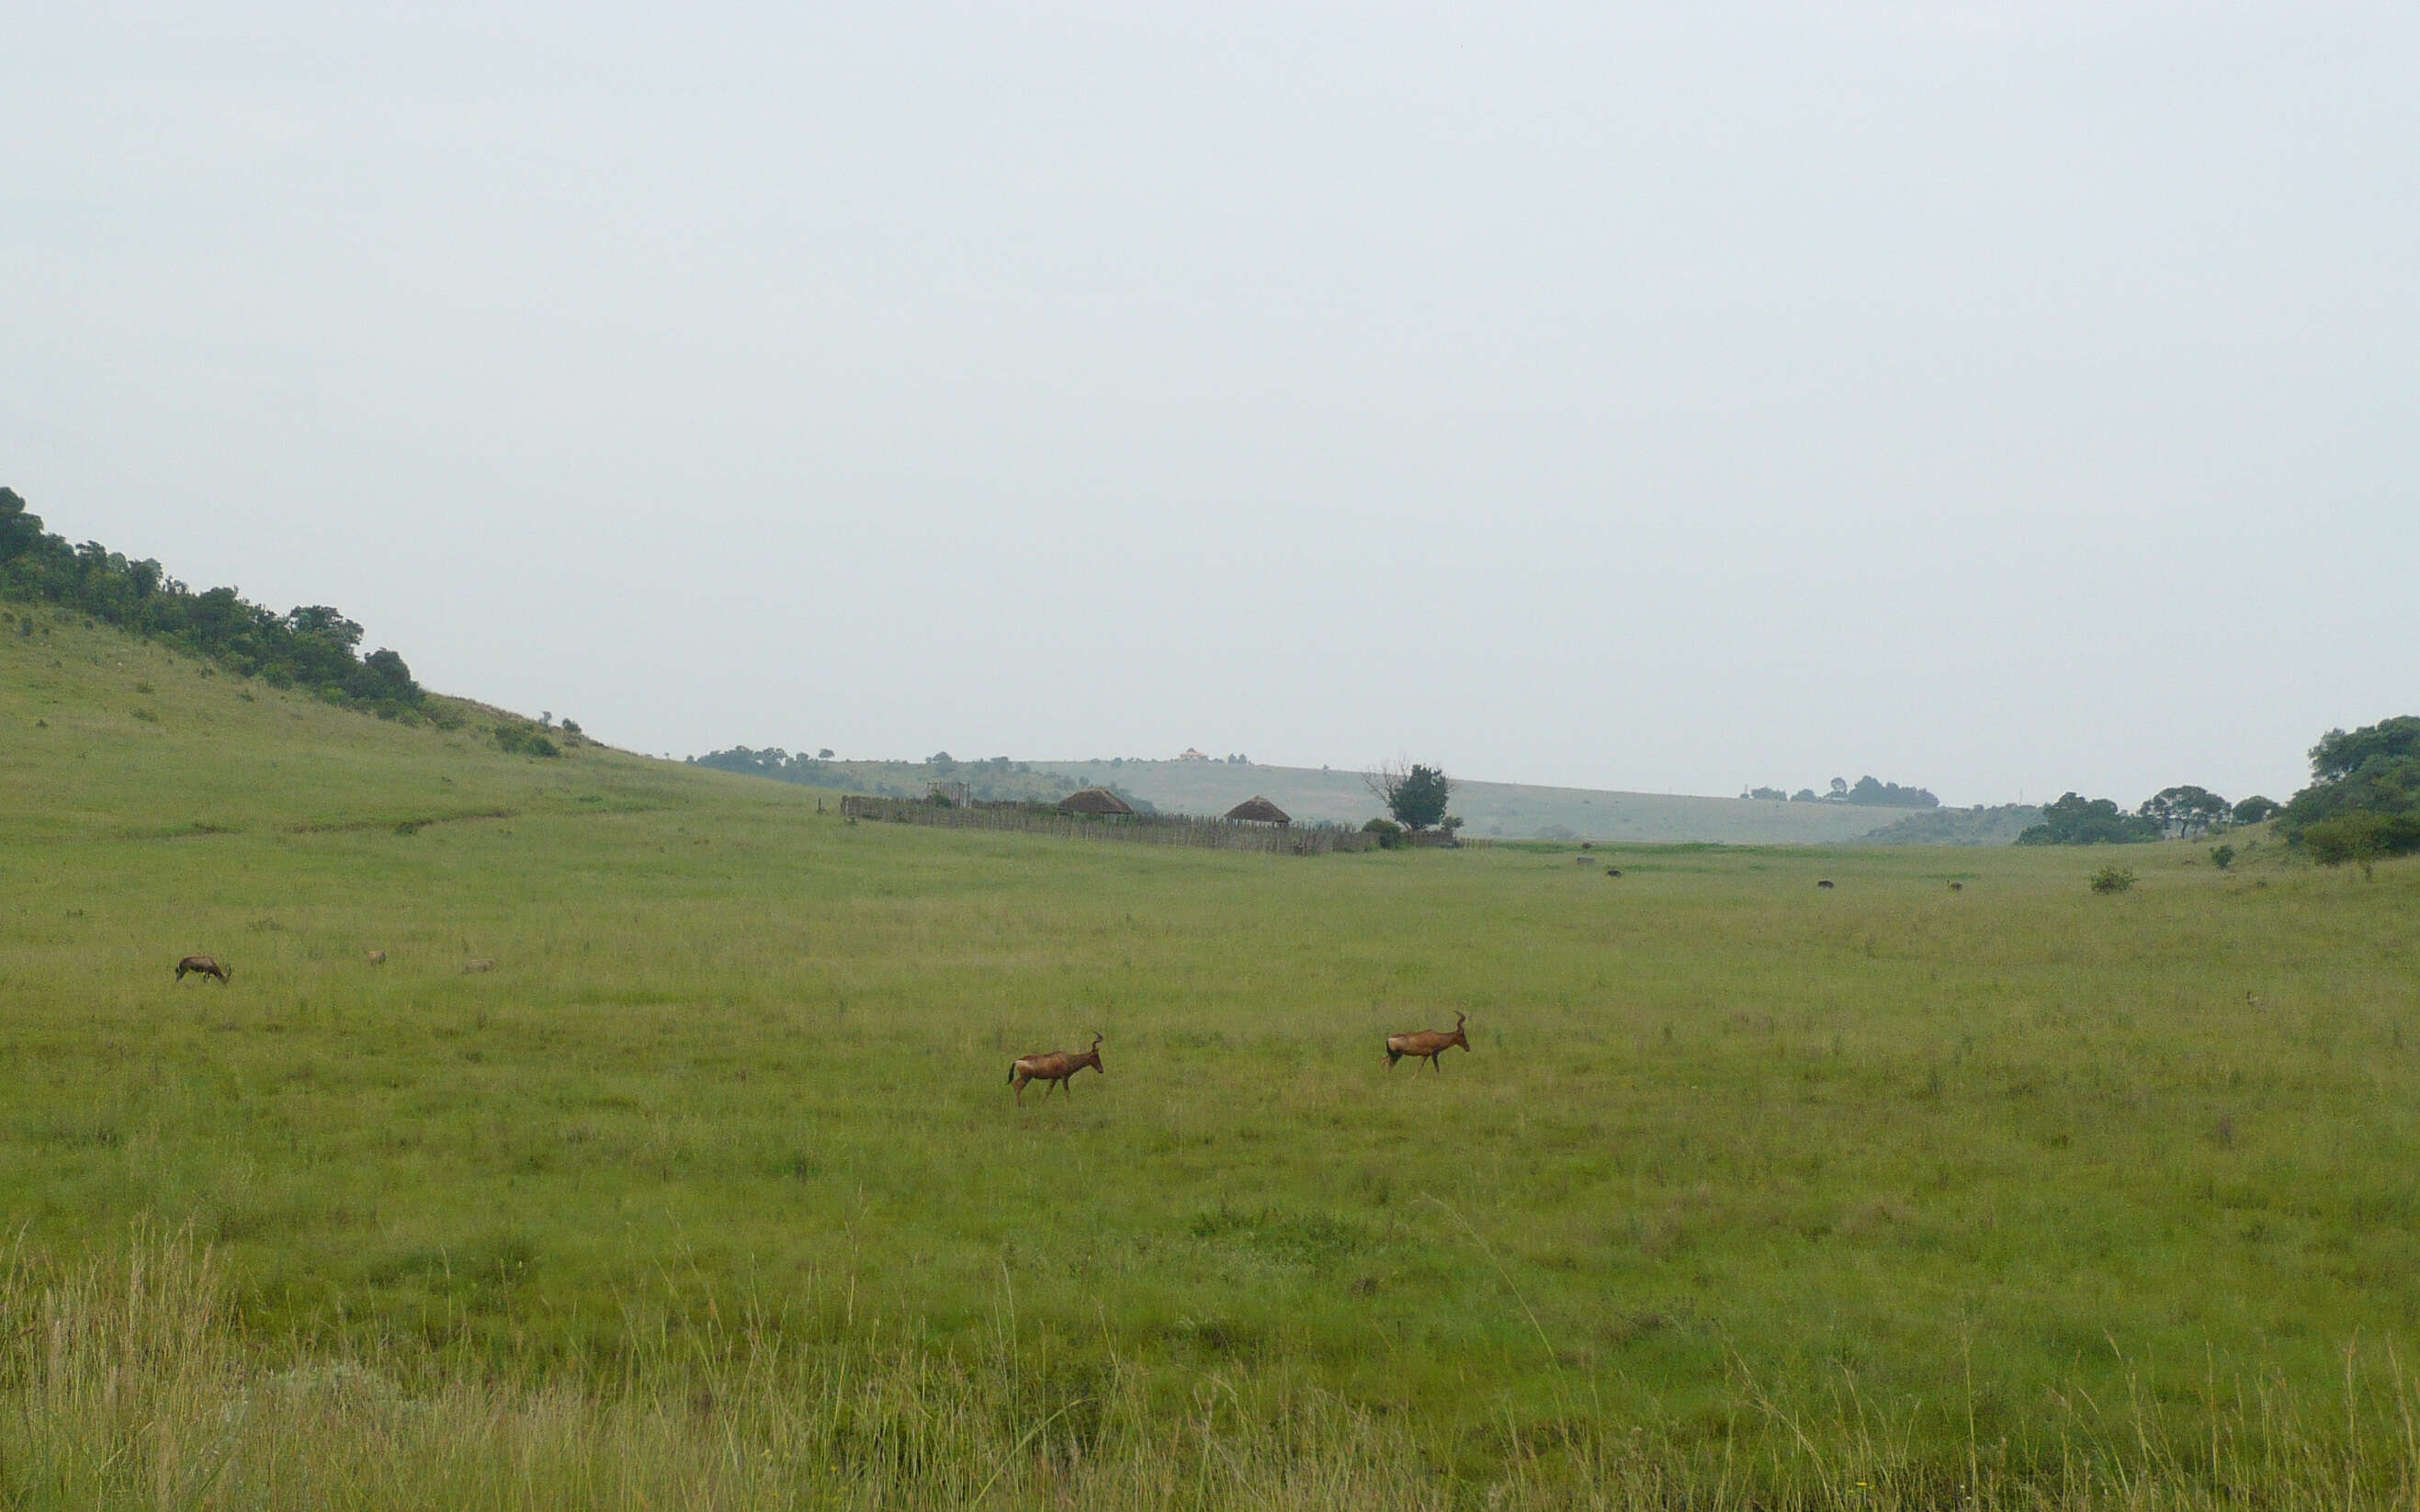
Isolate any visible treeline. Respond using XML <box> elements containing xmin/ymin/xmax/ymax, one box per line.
<box><xmin>0</xmin><ymin>488</ymin><xmax>424</xmax><ymax>717</ymax></box>
<box><xmin>2280</xmin><ymin>717</ymin><xmax>2420</xmax><ymax>865</ymax></box>
<box><xmin>2016</xmin><ymin>715</ymin><xmax>2420</xmax><ymax>866</ymax></box>
<box><xmin>1744</xmin><ymin>775</ymin><xmax>1939</xmax><ymax>808</ymax></box>
<box><xmin>2016</xmin><ymin>786</ymin><xmax>2267</xmax><ymax>846</ymax></box>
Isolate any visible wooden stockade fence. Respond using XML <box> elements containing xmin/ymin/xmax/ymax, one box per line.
<box><xmin>839</xmin><ymin>795</ymin><xmax>1382</xmax><ymax>855</ymax></box>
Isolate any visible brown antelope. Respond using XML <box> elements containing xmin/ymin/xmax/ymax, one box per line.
<box><xmin>1386</xmin><ymin>1012</ymin><xmax>1469</xmax><ymax>1071</ymax></box>
<box><xmin>1009</xmin><ymin>1034</ymin><xmax>1103</xmax><ymax>1103</ymax></box>
<box><xmin>462</xmin><ymin>957</ymin><xmax>495</xmax><ymax>974</ymax></box>
<box><xmin>366</xmin><ymin>950</ymin><xmax>388</xmax><ymax>965</ymax></box>
<box><xmin>174</xmin><ymin>954</ymin><xmax>230</xmax><ymax>984</ymax></box>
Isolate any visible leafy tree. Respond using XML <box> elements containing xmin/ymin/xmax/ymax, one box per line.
<box><xmin>2279</xmin><ymin>716</ymin><xmax>2420</xmax><ymax>863</ymax></box>
<box><xmin>2308</xmin><ymin>717</ymin><xmax>2420</xmax><ymax>782</ymax></box>
<box><xmin>1845</xmin><ymin>775</ymin><xmax>1940</xmax><ymax>809</ymax></box>
<box><xmin>2232</xmin><ymin>795</ymin><xmax>2280</xmax><ymax>824</ymax></box>
<box><xmin>2138</xmin><ymin>784</ymin><xmax>2231</xmax><ymax>839</ymax></box>
<box><xmin>1747</xmin><ymin>786</ymin><xmax>1787</xmax><ymax>801</ymax></box>
<box><xmin>1362</xmin><ymin>817</ymin><xmax>1405</xmax><ymax>849</ymax></box>
<box><xmin>2209</xmin><ymin>843</ymin><xmax>2235</xmax><ymax>871</ymax></box>
<box><xmin>817</xmin><ymin>748</ymin><xmax>834</xmax><ymax>760</ymax></box>
<box><xmin>2015</xmin><ymin>793</ymin><xmax>2160</xmax><ymax>846</ymax></box>
<box><xmin>1366</xmin><ymin>762</ymin><xmax>1452</xmax><ymax>830</ymax></box>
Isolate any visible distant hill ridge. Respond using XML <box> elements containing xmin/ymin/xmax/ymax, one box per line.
<box><xmin>691</xmin><ymin>748</ymin><xmax>2034</xmax><ymax>846</ymax></box>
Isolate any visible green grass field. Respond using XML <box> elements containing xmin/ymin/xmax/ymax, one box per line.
<box><xmin>6</xmin><ymin>609</ymin><xmax>2419</xmax><ymax>1507</ymax></box>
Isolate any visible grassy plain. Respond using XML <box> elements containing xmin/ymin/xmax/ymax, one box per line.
<box><xmin>5</xmin><ymin>610</ymin><xmax>2420</xmax><ymax>1506</ymax></box>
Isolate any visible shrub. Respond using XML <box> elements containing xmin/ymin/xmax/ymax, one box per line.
<box><xmin>1361</xmin><ymin>818</ymin><xmax>1403</xmax><ymax>850</ymax></box>
<box><xmin>2210</xmin><ymin>844</ymin><xmax>2235</xmax><ymax>872</ymax></box>
<box><xmin>2089</xmin><ymin>865</ymin><xmax>2136</xmax><ymax>895</ymax></box>
<box><xmin>2302</xmin><ymin>810</ymin><xmax>2420</xmax><ymax>872</ymax></box>
<box><xmin>493</xmin><ymin>721</ymin><xmax>562</xmax><ymax>759</ymax></box>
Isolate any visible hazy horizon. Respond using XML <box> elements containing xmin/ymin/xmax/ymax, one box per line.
<box><xmin>6</xmin><ymin>3</ymin><xmax>2414</xmax><ymax>809</ymax></box>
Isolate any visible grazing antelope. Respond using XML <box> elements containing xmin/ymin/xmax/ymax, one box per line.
<box><xmin>1009</xmin><ymin>1034</ymin><xmax>1103</xmax><ymax>1103</ymax></box>
<box><xmin>366</xmin><ymin>950</ymin><xmax>388</xmax><ymax>965</ymax></box>
<box><xmin>1386</xmin><ymin>1012</ymin><xmax>1469</xmax><ymax>1072</ymax></box>
<box><xmin>461</xmin><ymin>957</ymin><xmax>495</xmax><ymax>974</ymax></box>
<box><xmin>174</xmin><ymin>954</ymin><xmax>230</xmax><ymax>984</ymax></box>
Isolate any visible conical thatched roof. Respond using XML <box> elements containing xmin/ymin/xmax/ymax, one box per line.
<box><xmin>1058</xmin><ymin>787</ymin><xmax>1135</xmax><ymax>816</ymax></box>
<box><xmin>1224</xmin><ymin>795</ymin><xmax>1291</xmax><ymax>825</ymax></box>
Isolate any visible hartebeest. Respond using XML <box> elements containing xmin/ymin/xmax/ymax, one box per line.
<box><xmin>1386</xmin><ymin>1012</ymin><xmax>1469</xmax><ymax>1071</ymax></box>
<box><xmin>1009</xmin><ymin>1034</ymin><xmax>1103</xmax><ymax>1103</ymax></box>
<box><xmin>175</xmin><ymin>954</ymin><xmax>230</xmax><ymax>984</ymax></box>
<box><xmin>366</xmin><ymin>950</ymin><xmax>388</xmax><ymax>965</ymax></box>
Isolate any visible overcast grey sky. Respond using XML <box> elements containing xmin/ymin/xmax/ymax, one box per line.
<box><xmin>6</xmin><ymin>2</ymin><xmax>2414</xmax><ymax>806</ymax></box>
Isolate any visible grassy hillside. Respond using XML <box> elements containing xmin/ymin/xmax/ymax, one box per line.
<box><xmin>6</xmin><ymin>610</ymin><xmax>2419</xmax><ymax>1506</ymax></box>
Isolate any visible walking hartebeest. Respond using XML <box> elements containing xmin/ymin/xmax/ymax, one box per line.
<box><xmin>1386</xmin><ymin>1012</ymin><xmax>1469</xmax><ymax>1071</ymax></box>
<box><xmin>175</xmin><ymin>954</ymin><xmax>230</xmax><ymax>984</ymax></box>
<box><xmin>1010</xmin><ymin>1034</ymin><xmax>1103</xmax><ymax>1103</ymax></box>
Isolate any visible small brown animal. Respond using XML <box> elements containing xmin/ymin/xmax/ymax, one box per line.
<box><xmin>1948</xmin><ymin>881</ymin><xmax>1962</xmax><ymax>893</ymax></box>
<box><xmin>1386</xmin><ymin>1011</ymin><xmax>1470</xmax><ymax>1071</ymax></box>
<box><xmin>1009</xmin><ymin>1033</ymin><xmax>1103</xmax><ymax>1103</ymax></box>
<box><xmin>174</xmin><ymin>954</ymin><xmax>230</xmax><ymax>983</ymax></box>
<box><xmin>1605</xmin><ymin>867</ymin><xmax>1623</xmax><ymax>877</ymax></box>
<box><xmin>1815</xmin><ymin>879</ymin><xmax>1835</xmax><ymax>889</ymax></box>
<box><xmin>366</xmin><ymin>950</ymin><xmax>388</xmax><ymax>965</ymax></box>
<box><xmin>462</xmin><ymin>957</ymin><xmax>495</xmax><ymax>974</ymax></box>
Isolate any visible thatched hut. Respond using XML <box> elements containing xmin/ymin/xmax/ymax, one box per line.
<box><xmin>1058</xmin><ymin>787</ymin><xmax>1135</xmax><ymax>817</ymax></box>
<box><xmin>1224</xmin><ymin>795</ymin><xmax>1291</xmax><ymax>826</ymax></box>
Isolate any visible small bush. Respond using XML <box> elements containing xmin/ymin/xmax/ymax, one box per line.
<box><xmin>2210</xmin><ymin>843</ymin><xmax>2235</xmax><ymax>871</ymax></box>
<box><xmin>2089</xmin><ymin>864</ymin><xmax>2136</xmax><ymax>895</ymax></box>
<box><xmin>1361</xmin><ymin>818</ymin><xmax>1403</xmax><ymax>850</ymax></box>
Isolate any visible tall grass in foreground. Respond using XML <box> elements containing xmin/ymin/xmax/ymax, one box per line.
<box><xmin>6</xmin><ymin>1232</ymin><xmax>2418</xmax><ymax>1510</ymax></box>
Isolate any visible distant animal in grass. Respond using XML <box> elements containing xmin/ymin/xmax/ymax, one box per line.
<box><xmin>462</xmin><ymin>957</ymin><xmax>495</xmax><ymax>974</ymax></box>
<box><xmin>1010</xmin><ymin>1034</ymin><xmax>1103</xmax><ymax>1103</ymax></box>
<box><xmin>174</xmin><ymin>954</ymin><xmax>230</xmax><ymax>983</ymax></box>
<box><xmin>1386</xmin><ymin>1012</ymin><xmax>1469</xmax><ymax>1071</ymax></box>
<box><xmin>1605</xmin><ymin>867</ymin><xmax>1623</xmax><ymax>878</ymax></box>
<box><xmin>1948</xmin><ymin>882</ymin><xmax>1962</xmax><ymax>893</ymax></box>
<box><xmin>366</xmin><ymin>949</ymin><xmax>388</xmax><ymax>965</ymax></box>
<box><xmin>1816</xmin><ymin>879</ymin><xmax>1836</xmax><ymax>889</ymax></box>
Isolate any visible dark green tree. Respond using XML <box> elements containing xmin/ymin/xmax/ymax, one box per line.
<box><xmin>2279</xmin><ymin>716</ymin><xmax>2420</xmax><ymax>863</ymax></box>
<box><xmin>1367</xmin><ymin>762</ymin><xmax>1452</xmax><ymax>831</ymax></box>
<box><xmin>2232</xmin><ymin>795</ymin><xmax>2280</xmax><ymax>824</ymax></box>
<box><xmin>2015</xmin><ymin>793</ymin><xmax>2161</xmax><ymax>846</ymax></box>
<box><xmin>2138</xmin><ymin>784</ymin><xmax>2231</xmax><ymax>839</ymax></box>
